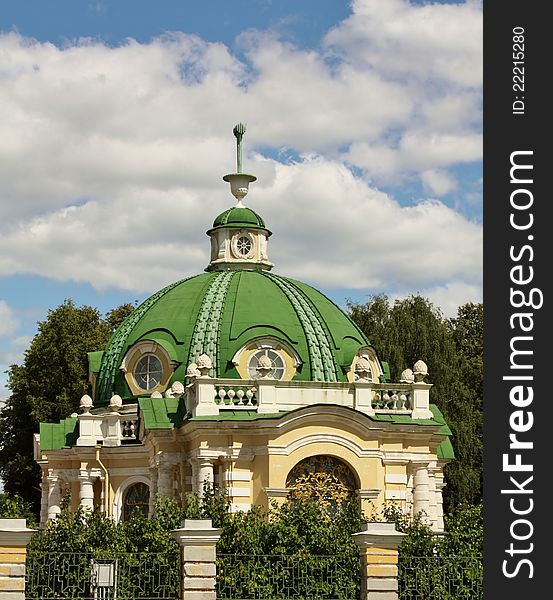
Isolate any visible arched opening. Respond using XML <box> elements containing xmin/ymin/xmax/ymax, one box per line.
<box><xmin>121</xmin><ymin>482</ymin><xmax>150</xmax><ymax>521</ymax></box>
<box><xmin>286</xmin><ymin>455</ymin><xmax>358</xmax><ymax>511</ymax></box>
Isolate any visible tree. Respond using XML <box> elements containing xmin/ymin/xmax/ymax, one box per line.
<box><xmin>348</xmin><ymin>295</ymin><xmax>483</xmax><ymax>511</ymax></box>
<box><xmin>0</xmin><ymin>300</ymin><xmax>134</xmax><ymax>513</ymax></box>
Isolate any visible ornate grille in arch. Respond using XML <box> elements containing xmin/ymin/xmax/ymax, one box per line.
<box><xmin>123</xmin><ymin>482</ymin><xmax>150</xmax><ymax>521</ymax></box>
<box><xmin>286</xmin><ymin>455</ymin><xmax>357</xmax><ymax>510</ymax></box>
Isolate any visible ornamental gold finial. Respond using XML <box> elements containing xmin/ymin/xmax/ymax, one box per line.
<box><xmin>233</xmin><ymin>122</ymin><xmax>246</xmax><ymax>173</ymax></box>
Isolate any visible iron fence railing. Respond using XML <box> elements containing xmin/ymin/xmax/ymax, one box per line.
<box><xmin>398</xmin><ymin>555</ymin><xmax>483</xmax><ymax>600</ymax></box>
<box><xmin>216</xmin><ymin>554</ymin><xmax>359</xmax><ymax>600</ymax></box>
<box><xmin>25</xmin><ymin>551</ymin><xmax>180</xmax><ymax>600</ymax></box>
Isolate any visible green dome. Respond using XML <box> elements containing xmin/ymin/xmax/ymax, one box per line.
<box><xmin>95</xmin><ymin>271</ymin><xmax>371</xmax><ymax>405</ymax></box>
<box><xmin>210</xmin><ymin>206</ymin><xmax>268</xmax><ymax>232</ymax></box>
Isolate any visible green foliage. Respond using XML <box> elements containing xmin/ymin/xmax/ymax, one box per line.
<box><xmin>348</xmin><ymin>295</ymin><xmax>483</xmax><ymax>511</ymax></box>
<box><xmin>26</xmin><ymin>497</ymin><xmax>180</xmax><ymax>600</ymax></box>
<box><xmin>387</xmin><ymin>503</ymin><xmax>483</xmax><ymax>599</ymax></box>
<box><xmin>0</xmin><ymin>300</ymin><xmax>134</xmax><ymax>514</ymax></box>
<box><xmin>25</xmin><ymin>490</ymin><xmax>482</xmax><ymax>600</ymax></box>
<box><xmin>215</xmin><ymin>497</ymin><xmax>362</xmax><ymax>599</ymax></box>
<box><xmin>0</xmin><ymin>492</ymin><xmax>38</xmax><ymax>527</ymax></box>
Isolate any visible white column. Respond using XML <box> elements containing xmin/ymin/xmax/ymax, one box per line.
<box><xmin>427</xmin><ymin>465</ymin><xmax>439</xmax><ymax>531</ymax></box>
<box><xmin>192</xmin><ymin>458</ymin><xmax>215</xmax><ymax>497</ymax></box>
<box><xmin>434</xmin><ymin>476</ymin><xmax>446</xmax><ymax>532</ymax></box>
<box><xmin>47</xmin><ymin>475</ymin><xmax>61</xmax><ymax>521</ymax></box>
<box><xmin>40</xmin><ymin>473</ymin><xmax>49</xmax><ymax>526</ymax></box>
<box><xmin>149</xmin><ymin>466</ymin><xmax>158</xmax><ymax>517</ymax></box>
<box><xmin>157</xmin><ymin>464</ymin><xmax>174</xmax><ymax>498</ymax></box>
<box><xmin>78</xmin><ymin>471</ymin><xmax>95</xmax><ymax>512</ymax></box>
<box><xmin>412</xmin><ymin>462</ymin><xmax>431</xmax><ymax>523</ymax></box>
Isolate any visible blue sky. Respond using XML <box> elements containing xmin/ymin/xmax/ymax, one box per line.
<box><xmin>0</xmin><ymin>0</ymin><xmax>482</xmax><ymax>401</ymax></box>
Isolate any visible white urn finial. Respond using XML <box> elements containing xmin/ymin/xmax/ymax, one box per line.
<box><xmin>256</xmin><ymin>354</ymin><xmax>274</xmax><ymax>379</ymax></box>
<box><xmin>196</xmin><ymin>354</ymin><xmax>213</xmax><ymax>377</ymax></box>
<box><xmin>109</xmin><ymin>394</ymin><xmax>123</xmax><ymax>412</ymax></box>
<box><xmin>186</xmin><ymin>362</ymin><xmax>201</xmax><ymax>380</ymax></box>
<box><xmin>413</xmin><ymin>360</ymin><xmax>429</xmax><ymax>382</ymax></box>
<box><xmin>400</xmin><ymin>368</ymin><xmax>415</xmax><ymax>383</ymax></box>
<box><xmin>79</xmin><ymin>394</ymin><xmax>93</xmax><ymax>414</ymax></box>
<box><xmin>354</xmin><ymin>357</ymin><xmax>372</xmax><ymax>382</ymax></box>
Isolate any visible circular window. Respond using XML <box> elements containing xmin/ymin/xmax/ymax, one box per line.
<box><xmin>248</xmin><ymin>349</ymin><xmax>285</xmax><ymax>380</ymax></box>
<box><xmin>133</xmin><ymin>354</ymin><xmax>163</xmax><ymax>391</ymax></box>
<box><xmin>236</xmin><ymin>236</ymin><xmax>252</xmax><ymax>255</ymax></box>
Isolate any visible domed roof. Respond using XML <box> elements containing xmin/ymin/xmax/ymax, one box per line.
<box><xmin>210</xmin><ymin>206</ymin><xmax>269</xmax><ymax>232</ymax></box>
<box><xmin>94</xmin><ymin>270</ymin><xmax>370</xmax><ymax>405</ymax></box>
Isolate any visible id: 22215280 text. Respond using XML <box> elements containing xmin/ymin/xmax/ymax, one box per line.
<box><xmin>512</xmin><ymin>26</ymin><xmax>525</xmax><ymax>115</ymax></box>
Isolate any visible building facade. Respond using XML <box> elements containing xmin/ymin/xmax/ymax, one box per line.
<box><xmin>34</xmin><ymin>126</ymin><xmax>453</xmax><ymax>531</ymax></box>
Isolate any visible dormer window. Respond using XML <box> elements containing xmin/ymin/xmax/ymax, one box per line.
<box><xmin>120</xmin><ymin>340</ymin><xmax>174</xmax><ymax>396</ymax></box>
<box><xmin>133</xmin><ymin>354</ymin><xmax>163</xmax><ymax>391</ymax></box>
<box><xmin>248</xmin><ymin>348</ymin><xmax>286</xmax><ymax>380</ymax></box>
<box><xmin>347</xmin><ymin>346</ymin><xmax>384</xmax><ymax>384</ymax></box>
<box><xmin>232</xmin><ymin>337</ymin><xmax>301</xmax><ymax>381</ymax></box>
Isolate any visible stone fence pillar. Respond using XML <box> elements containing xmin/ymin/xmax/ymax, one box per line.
<box><xmin>352</xmin><ymin>522</ymin><xmax>406</xmax><ymax>600</ymax></box>
<box><xmin>0</xmin><ymin>519</ymin><xmax>36</xmax><ymax>600</ymax></box>
<box><xmin>171</xmin><ymin>519</ymin><xmax>222</xmax><ymax>600</ymax></box>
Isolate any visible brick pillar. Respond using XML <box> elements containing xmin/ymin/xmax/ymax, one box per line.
<box><xmin>171</xmin><ymin>519</ymin><xmax>222</xmax><ymax>600</ymax></box>
<box><xmin>0</xmin><ymin>519</ymin><xmax>36</xmax><ymax>600</ymax></box>
<box><xmin>352</xmin><ymin>522</ymin><xmax>406</xmax><ymax>600</ymax></box>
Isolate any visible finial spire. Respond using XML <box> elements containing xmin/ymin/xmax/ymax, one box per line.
<box><xmin>233</xmin><ymin>123</ymin><xmax>246</xmax><ymax>173</ymax></box>
<box><xmin>223</xmin><ymin>122</ymin><xmax>256</xmax><ymax>206</ymax></box>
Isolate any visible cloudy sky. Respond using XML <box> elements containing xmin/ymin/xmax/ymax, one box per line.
<box><xmin>0</xmin><ymin>0</ymin><xmax>482</xmax><ymax>401</ymax></box>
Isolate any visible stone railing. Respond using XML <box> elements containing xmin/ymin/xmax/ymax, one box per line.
<box><xmin>76</xmin><ymin>410</ymin><xmax>140</xmax><ymax>447</ymax></box>
<box><xmin>185</xmin><ymin>376</ymin><xmax>433</xmax><ymax>420</ymax></box>
<box><xmin>214</xmin><ymin>383</ymin><xmax>257</xmax><ymax>408</ymax></box>
<box><xmin>371</xmin><ymin>384</ymin><xmax>412</xmax><ymax>412</ymax></box>
<box><xmin>120</xmin><ymin>418</ymin><xmax>139</xmax><ymax>439</ymax></box>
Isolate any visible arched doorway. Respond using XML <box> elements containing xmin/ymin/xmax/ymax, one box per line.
<box><xmin>286</xmin><ymin>455</ymin><xmax>358</xmax><ymax>510</ymax></box>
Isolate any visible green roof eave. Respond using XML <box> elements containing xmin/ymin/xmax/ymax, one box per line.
<box><xmin>138</xmin><ymin>397</ymin><xmax>186</xmax><ymax>429</ymax></box>
<box><xmin>190</xmin><ymin>410</ymin><xmax>288</xmax><ymax>421</ymax></box>
<box><xmin>40</xmin><ymin>418</ymin><xmax>79</xmax><ymax>451</ymax></box>
<box><xmin>437</xmin><ymin>437</ymin><xmax>455</xmax><ymax>459</ymax></box>
<box><xmin>88</xmin><ymin>351</ymin><xmax>104</xmax><ymax>374</ymax></box>
<box><xmin>368</xmin><ymin>404</ymin><xmax>452</xmax><ymax>429</ymax></box>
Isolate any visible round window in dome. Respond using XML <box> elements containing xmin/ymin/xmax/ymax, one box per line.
<box><xmin>133</xmin><ymin>354</ymin><xmax>163</xmax><ymax>391</ymax></box>
<box><xmin>236</xmin><ymin>236</ymin><xmax>252</xmax><ymax>255</ymax></box>
<box><xmin>248</xmin><ymin>349</ymin><xmax>285</xmax><ymax>380</ymax></box>
<box><xmin>232</xmin><ymin>232</ymin><xmax>254</xmax><ymax>259</ymax></box>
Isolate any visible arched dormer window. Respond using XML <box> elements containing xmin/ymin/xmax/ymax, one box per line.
<box><xmin>347</xmin><ymin>346</ymin><xmax>383</xmax><ymax>383</ymax></box>
<box><xmin>120</xmin><ymin>340</ymin><xmax>174</xmax><ymax>396</ymax></box>
<box><xmin>232</xmin><ymin>337</ymin><xmax>301</xmax><ymax>381</ymax></box>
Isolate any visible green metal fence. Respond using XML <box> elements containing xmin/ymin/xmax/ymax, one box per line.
<box><xmin>25</xmin><ymin>551</ymin><xmax>180</xmax><ymax>600</ymax></box>
<box><xmin>398</xmin><ymin>555</ymin><xmax>483</xmax><ymax>600</ymax></box>
<box><xmin>216</xmin><ymin>554</ymin><xmax>359</xmax><ymax>600</ymax></box>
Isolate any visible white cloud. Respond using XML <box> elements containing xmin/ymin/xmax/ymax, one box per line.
<box><xmin>0</xmin><ymin>301</ymin><xmax>19</xmax><ymax>338</ymax></box>
<box><xmin>0</xmin><ymin>156</ymin><xmax>482</xmax><ymax>296</ymax></box>
<box><xmin>324</xmin><ymin>0</ymin><xmax>482</xmax><ymax>88</ymax></box>
<box><xmin>0</xmin><ymin>335</ymin><xmax>31</xmax><ymax>366</ymax></box>
<box><xmin>0</xmin><ymin>2</ymin><xmax>483</xmax><ymax>313</ymax></box>
<box><xmin>415</xmin><ymin>281</ymin><xmax>483</xmax><ymax>319</ymax></box>
<box><xmin>421</xmin><ymin>169</ymin><xmax>457</xmax><ymax>196</ymax></box>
